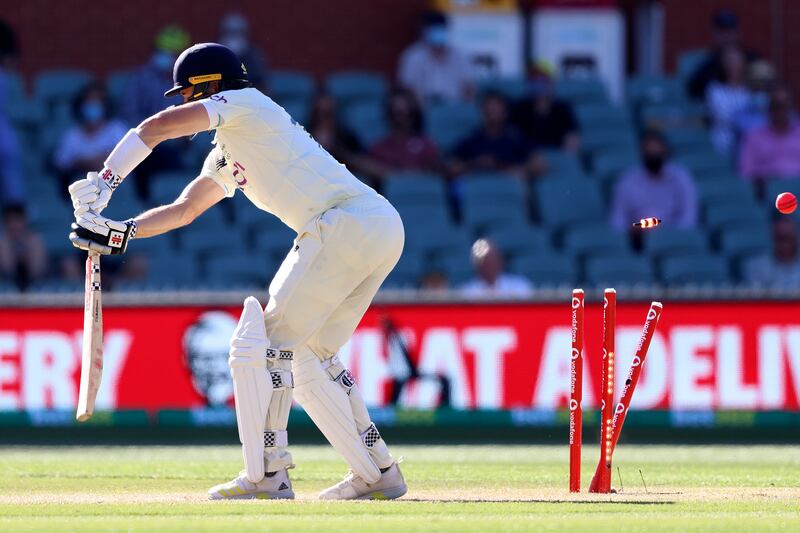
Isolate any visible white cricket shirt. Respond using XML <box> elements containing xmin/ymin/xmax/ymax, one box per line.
<box><xmin>199</xmin><ymin>88</ymin><xmax>375</xmax><ymax>232</ymax></box>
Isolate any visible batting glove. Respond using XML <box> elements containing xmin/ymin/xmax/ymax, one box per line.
<box><xmin>69</xmin><ymin>210</ymin><xmax>137</xmax><ymax>255</ymax></box>
<box><xmin>68</xmin><ymin>168</ymin><xmax>120</xmax><ymax>216</ymax></box>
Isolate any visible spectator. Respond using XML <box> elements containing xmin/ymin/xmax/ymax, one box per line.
<box><xmin>307</xmin><ymin>93</ymin><xmax>370</xmax><ymax>176</ymax></box>
<box><xmin>687</xmin><ymin>9</ymin><xmax>757</xmax><ymax>100</ymax></box>
<box><xmin>461</xmin><ymin>239</ymin><xmax>533</xmax><ymax>297</ymax></box>
<box><xmin>419</xmin><ymin>269</ymin><xmax>449</xmax><ymax>291</ymax></box>
<box><xmin>0</xmin><ymin>204</ymin><xmax>46</xmax><ymax>291</ymax></box>
<box><xmin>734</xmin><ymin>60</ymin><xmax>777</xmax><ymax>136</ymax></box>
<box><xmin>450</xmin><ymin>91</ymin><xmax>541</xmax><ymax>177</ymax></box>
<box><xmin>740</xmin><ymin>86</ymin><xmax>800</xmax><ymax>188</ymax></box>
<box><xmin>707</xmin><ymin>46</ymin><xmax>751</xmax><ymax>155</ymax></box>
<box><xmin>218</xmin><ymin>13</ymin><xmax>270</xmax><ymax>92</ymax></box>
<box><xmin>120</xmin><ymin>25</ymin><xmax>190</xmax><ymax>200</ymax></box>
<box><xmin>53</xmin><ymin>83</ymin><xmax>127</xmax><ymax>194</ymax></box>
<box><xmin>611</xmin><ymin>130</ymin><xmax>698</xmax><ymax>231</ymax></box>
<box><xmin>513</xmin><ymin>67</ymin><xmax>580</xmax><ymax>151</ymax></box>
<box><xmin>397</xmin><ymin>11</ymin><xmax>474</xmax><ymax>106</ymax></box>
<box><xmin>369</xmin><ymin>89</ymin><xmax>441</xmax><ymax>175</ymax></box>
<box><xmin>0</xmin><ymin>18</ymin><xmax>22</xmax><ymax>206</ymax></box>
<box><xmin>744</xmin><ymin>218</ymin><xmax>800</xmax><ymax>288</ymax></box>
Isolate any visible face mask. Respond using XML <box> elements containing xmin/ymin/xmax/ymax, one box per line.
<box><xmin>152</xmin><ymin>51</ymin><xmax>175</xmax><ymax>72</ymax></box>
<box><xmin>643</xmin><ymin>154</ymin><xmax>665</xmax><ymax>174</ymax></box>
<box><xmin>81</xmin><ymin>101</ymin><xmax>105</xmax><ymax>124</ymax></box>
<box><xmin>424</xmin><ymin>26</ymin><xmax>448</xmax><ymax>47</ymax></box>
<box><xmin>222</xmin><ymin>36</ymin><xmax>248</xmax><ymax>56</ymax></box>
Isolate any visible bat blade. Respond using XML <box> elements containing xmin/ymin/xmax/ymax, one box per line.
<box><xmin>76</xmin><ymin>252</ymin><xmax>103</xmax><ymax>422</ymax></box>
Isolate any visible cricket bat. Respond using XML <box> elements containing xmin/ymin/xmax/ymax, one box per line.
<box><xmin>76</xmin><ymin>252</ymin><xmax>103</xmax><ymax>422</ymax></box>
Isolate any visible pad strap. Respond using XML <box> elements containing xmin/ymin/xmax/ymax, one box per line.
<box><xmin>322</xmin><ymin>356</ymin><xmax>356</xmax><ymax>394</ymax></box>
<box><xmin>266</xmin><ymin>348</ymin><xmax>294</xmax><ymax>360</ymax></box>
<box><xmin>270</xmin><ymin>370</ymin><xmax>294</xmax><ymax>390</ymax></box>
<box><xmin>263</xmin><ymin>429</ymin><xmax>288</xmax><ymax>448</ymax></box>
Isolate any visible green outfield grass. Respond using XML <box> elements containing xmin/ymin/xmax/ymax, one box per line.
<box><xmin>0</xmin><ymin>444</ymin><xmax>798</xmax><ymax>531</ymax></box>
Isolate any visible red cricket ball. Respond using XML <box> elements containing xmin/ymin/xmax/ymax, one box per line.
<box><xmin>776</xmin><ymin>192</ymin><xmax>798</xmax><ymax>215</ymax></box>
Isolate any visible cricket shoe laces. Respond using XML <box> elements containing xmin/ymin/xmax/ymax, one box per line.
<box><xmin>318</xmin><ymin>461</ymin><xmax>407</xmax><ymax>500</ymax></box>
<box><xmin>208</xmin><ymin>468</ymin><xmax>295</xmax><ymax>500</ymax></box>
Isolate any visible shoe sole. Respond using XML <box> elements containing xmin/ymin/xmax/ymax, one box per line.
<box><xmin>356</xmin><ymin>483</ymin><xmax>408</xmax><ymax>500</ymax></box>
<box><xmin>209</xmin><ymin>491</ymin><xmax>295</xmax><ymax>501</ymax></box>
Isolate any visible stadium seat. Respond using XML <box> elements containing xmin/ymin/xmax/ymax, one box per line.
<box><xmin>280</xmin><ymin>97</ymin><xmax>311</xmax><ymax>125</ymax></box>
<box><xmin>764</xmin><ymin>180</ymin><xmax>800</xmax><ymax>208</ymax></box>
<box><xmin>510</xmin><ymin>252</ymin><xmax>576</xmax><ymax>287</ymax></box>
<box><xmin>719</xmin><ymin>226</ymin><xmax>772</xmax><ymax>259</ymax></box>
<box><xmin>461</xmin><ymin>173</ymin><xmax>526</xmax><ymax>203</ymax></box>
<box><xmin>575</xmin><ymin>104</ymin><xmax>633</xmax><ymax>132</ymax></box>
<box><xmin>554</xmin><ymin>78</ymin><xmax>608</xmax><ymax>104</ymax></box>
<box><xmin>253</xmin><ymin>225</ymin><xmax>297</xmax><ymax>261</ymax></box>
<box><xmin>581</xmin><ymin>128</ymin><xmax>638</xmax><ymax>156</ymax></box>
<box><xmin>484</xmin><ymin>223</ymin><xmax>551</xmax><ymax>257</ymax></box>
<box><xmin>382</xmin><ymin>248</ymin><xmax>425</xmax><ymax>288</ymax></box>
<box><xmin>205</xmin><ymin>254</ymin><xmax>272</xmax><ymax>288</ymax></box>
<box><xmin>643</xmin><ymin>228</ymin><xmax>708</xmax><ymax>258</ymax></box>
<box><xmin>639</xmin><ymin>101</ymin><xmax>707</xmax><ymax>130</ymax></box>
<box><xmin>431</xmin><ymin>249</ymin><xmax>475</xmax><ymax>285</ymax></box>
<box><xmin>478</xmin><ymin>78</ymin><xmax>530</xmax><ymax>101</ymax></box>
<box><xmin>425</xmin><ymin>102</ymin><xmax>481</xmax><ymax>152</ymax></box>
<box><xmin>178</xmin><ymin>226</ymin><xmax>246</xmax><ymax>256</ymax></box>
<box><xmin>462</xmin><ymin>201</ymin><xmax>528</xmax><ymax>234</ymax></box>
<box><xmin>150</xmin><ymin>172</ymin><xmax>190</xmax><ymax>205</ymax></box>
<box><xmin>0</xmin><ymin>280</ymin><xmax>18</xmax><ymax>294</ymax></box>
<box><xmin>383</xmin><ymin>172</ymin><xmax>448</xmax><ymax>207</ymax></box>
<box><xmin>534</xmin><ymin>178</ymin><xmax>605</xmax><ymax>230</ymax></box>
<box><xmin>677</xmin><ymin>48</ymin><xmax>709</xmax><ymax>82</ymax></box>
<box><xmin>626</xmin><ymin>75</ymin><xmax>685</xmax><ymax>106</ymax></box>
<box><xmin>106</xmin><ymin>70</ymin><xmax>131</xmax><ymax>108</ymax></box>
<box><xmin>592</xmin><ymin>151</ymin><xmax>638</xmax><ymax>186</ymax></box>
<box><xmin>664</xmin><ymin>127</ymin><xmax>715</xmax><ymax>156</ymax></box>
<box><xmin>29</xmin><ymin>280</ymin><xmax>84</xmax><ymax>293</ymax></box>
<box><xmin>3</xmin><ymin>71</ymin><xmax>44</xmax><ymax>127</ymax></box>
<box><xmin>269</xmin><ymin>70</ymin><xmax>316</xmax><ymax>104</ymax></box>
<box><xmin>325</xmin><ymin>71</ymin><xmax>388</xmax><ymax>106</ymax></box>
<box><xmin>660</xmin><ymin>254</ymin><xmax>730</xmax><ymax>285</ymax></box>
<box><xmin>562</xmin><ymin>226</ymin><xmax>630</xmax><ymax>258</ymax></box>
<box><xmin>34</xmin><ymin>69</ymin><xmax>92</xmax><ymax>111</ymax></box>
<box><xmin>696</xmin><ymin>179</ymin><xmax>755</xmax><ymax>207</ymax></box>
<box><xmin>676</xmin><ymin>152</ymin><xmax>733</xmax><ymax>179</ymax></box>
<box><xmin>342</xmin><ymin>100</ymin><xmax>387</xmax><ymax>147</ymax></box>
<box><xmin>705</xmin><ymin>204</ymin><xmax>769</xmax><ymax>232</ymax></box>
<box><xmin>144</xmin><ymin>253</ymin><xmax>201</xmax><ymax>287</ymax></box>
<box><xmin>190</xmin><ymin>205</ymin><xmax>228</xmax><ymax>230</ymax></box>
<box><xmin>539</xmin><ymin>149</ymin><xmax>586</xmax><ymax>179</ymax></box>
<box><xmin>585</xmin><ymin>255</ymin><xmax>656</xmax><ymax>286</ymax></box>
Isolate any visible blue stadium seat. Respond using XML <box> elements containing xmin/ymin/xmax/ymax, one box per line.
<box><xmin>764</xmin><ymin>180</ymin><xmax>800</xmax><ymax>208</ymax></box>
<box><xmin>626</xmin><ymin>75</ymin><xmax>685</xmax><ymax>106</ymax></box>
<box><xmin>644</xmin><ymin>228</ymin><xmax>708</xmax><ymax>258</ymax></box>
<box><xmin>342</xmin><ymin>100</ymin><xmax>387</xmax><ymax>147</ymax></box>
<box><xmin>575</xmin><ymin>104</ymin><xmax>633</xmax><ymax>132</ymax></box>
<box><xmin>34</xmin><ymin>69</ymin><xmax>92</xmax><ymax>110</ymax></box>
<box><xmin>280</xmin><ymin>97</ymin><xmax>311</xmax><ymax>125</ymax></box>
<box><xmin>382</xmin><ymin>248</ymin><xmax>425</xmax><ymax>288</ymax></box>
<box><xmin>39</xmin><ymin>225</ymin><xmax>77</xmax><ymax>258</ymax></box>
<box><xmin>719</xmin><ymin>226</ymin><xmax>772</xmax><ymax>259</ymax></box>
<box><xmin>150</xmin><ymin>172</ymin><xmax>190</xmax><ymax>205</ymax></box>
<box><xmin>144</xmin><ymin>253</ymin><xmax>200</xmax><ymax>287</ymax></box>
<box><xmin>581</xmin><ymin>128</ymin><xmax>638</xmax><ymax>156</ymax></box>
<box><xmin>639</xmin><ymin>101</ymin><xmax>707</xmax><ymax>130</ymax></box>
<box><xmin>675</xmin><ymin>152</ymin><xmax>732</xmax><ymax>180</ymax></box>
<box><xmin>325</xmin><ymin>71</ymin><xmax>388</xmax><ymax>106</ymax></box>
<box><xmin>510</xmin><ymin>252</ymin><xmax>576</xmax><ymax>287</ymax></box>
<box><xmin>534</xmin><ymin>178</ymin><xmax>605</xmax><ymax>230</ymax></box>
<box><xmin>592</xmin><ymin>151</ymin><xmax>638</xmax><ymax>185</ymax></box>
<box><xmin>585</xmin><ymin>255</ymin><xmax>656</xmax><ymax>286</ymax></box>
<box><xmin>425</xmin><ymin>102</ymin><xmax>481</xmax><ymax>152</ymax></box>
<box><xmin>555</xmin><ymin>78</ymin><xmax>608</xmax><ymax>104</ymax></box>
<box><xmin>253</xmin><ymin>225</ymin><xmax>297</xmax><ymax>261</ymax></box>
<box><xmin>562</xmin><ymin>226</ymin><xmax>630</xmax><ymax>258</ymax></box>
<box><xmin>484</xmin><ymin>224</ymin><xmax>551</xmax><ymax>257</ymax></box>
<box><xmin>660</xmin><ymin>254</ymin><xmax>730</xmax><ymax>285</ymax></box>
<box><xmin>478</xmin><ymin>78</ymin><xmax>530</xmax><ymax>101</ymax></box>
<box><xmin>3</xmin><ymin>71</ymin><xmax>44</xmax><ymax>127</ymax></box>
<box><xmin>190</xmin><ymin>205</ymin><xmax>228</xmax><ymax>230</ymax></box>
<box><xmin>705</xmin><ymin>204</ymin><xmax>769</xmax><ymax>232</ymax></box>
<box><xmin>178</xmin><ymin>226</ymin><xmax>245</xmax><ymax>256</ymax></box>
<box><xmin>205</xmin><ymin>254</ymin><xmax>272</xmax><ymax>288</ymax></box>
<box><xmin>106</xmin><ymin>70</ymin><xmax>131</xmax><ymax>108</ymax></box>
<box><xmin>677</xmin><ymin>49</ymin><xmax>709</xmax><ymax>81</ymax></box>
<box><xmin>431</xmin><ymin>249</ymin><xmax>475</xmax><ymax>285</ymax></box>
<box><xmin>539</xmin><ymin>149</ymin><xmax>586</xmax><ymax>179</ymax></box>
<box><xmin>696</xmin><ymin>179</ymin><xmax>755</xmax><ymax>207</ymax></box>
<box><xmin>383</xmin><ymin>173</ymin><xmax>448</xmax><ymax>207</ymax></box>
<box><xmin>29</xmin><ymin>280</ymin><xmax>84</xmax><ymax>293</ymax></box>
<box><xmin>462</xmin><ymin>202</ymin><xmax>528</xmax><ymax>234</ymax></box>
<box><xmin>0</xmin><ymin>280</ymin><xmax>18</xmax><ymax>294</ymax></box>
<box><xmin>664</xmin><ymin>127</ymin><xmax>715</xmax><ymax>156</ymax></box>
<box><xmin>269</xmin><ymin>70</ymin><xmax>316</xmax><ymax>104</ymax></box>
<box><xmin>461</xmin><ymin>173</ymin><xmax>525</xmax><ymax>203</ymax></box>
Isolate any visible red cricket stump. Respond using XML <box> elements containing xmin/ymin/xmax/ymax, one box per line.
<box><xmin>589</xmin><ymin>289</ymin><xmax>616</xmax><ymax>493</ymax></box>
<box><xmin>589</xmin><ymin>301</ymin><xmax>663</xmax><ymax>490</ymax></box>
<box><xmin>569</xmin><ymin>289</ymin><xmax>584</xmax><ymax>493</ymax></box>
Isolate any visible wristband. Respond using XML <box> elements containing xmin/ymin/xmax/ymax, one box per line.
<box><xmin>104</xmin><ymin>129</ymin><xmax>152</xmax><ymax>181</ymax></box>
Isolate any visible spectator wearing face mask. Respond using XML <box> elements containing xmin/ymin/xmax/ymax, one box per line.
<box><xmin>397</xmin><ymin>11</ymin><xmax>475</xmax><ymax>106</ymax></box>
<box><xmin>706</xmin><ymin>46</ymin><xmax>752</xmax><ymax>155</ymax></box>
<box><xmin>218</xmin><ymin>13</ymin><xmax>270</xmax><ymax>92</ymax></box>
<box><xmin>119</xmin><ymin>25</ymin><xmax>191</xmax><ymax>200</ymax></box>
<box><xmin>0</xmin><ymin>204</ymin><xmax>46</xmax><ymax>291</ymax></box>
<box><xmin>513</xmin><ymin>66</ymin><xmax>579</xmax><ymax>152</ymax></box>
<box><xmin>740</xmin><ymin>86</ymin><xmax>800</xmax><ymax>188</ymax></box>
<box><xmin>610</xmin><ymin>130</ymin><xmax>698</xmax><ymax>231</ymax></box>
<box><xmin>53</xmin><ymin>83</ymin><xmax>127</xmax><ymax>194</ymax></box>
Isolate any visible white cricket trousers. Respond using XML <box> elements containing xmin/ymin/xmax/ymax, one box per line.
<box><xmin>263</xmin><ymin>194</ymin><xmax>404</xmax><ymax>357</ymax></box>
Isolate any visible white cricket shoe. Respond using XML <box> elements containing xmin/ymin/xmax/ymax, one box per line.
<box><xmin>208</xmin><ymin>469</ymin><xmax>295</xmax><ymax>500</ymax></box>
<box><xmin>318</xmin><ymin>462</ymin><xmax>407</xmax><ymax>500</ymax></box>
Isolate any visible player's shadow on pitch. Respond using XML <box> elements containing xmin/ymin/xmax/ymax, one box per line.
<box><xmin>402</xmin><ymin>498</ymin><xmax>677</xmax><ymax>505</ymax></box>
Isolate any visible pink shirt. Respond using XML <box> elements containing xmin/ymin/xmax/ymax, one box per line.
<box><xmin>739</xmin><ymin>123</ymin><xmax>800</xmax><ymax>179</ymax></box>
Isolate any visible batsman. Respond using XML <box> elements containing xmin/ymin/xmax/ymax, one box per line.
<box><xmin>67</xmin><ymin>43</ymin><xmax>407</xmax><ymax>501</ymax></box>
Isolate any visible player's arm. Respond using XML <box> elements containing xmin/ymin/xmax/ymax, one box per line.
<box><xmin>69</xmin><ymin>176</ymin><xmax>225</xmax><ymax>255</ymax></box>
<box><xmin>133</xmin><ymin>176</ymin><xmax>225</xmax><ymax>238</ymax></box>
<box><xmin>136</xmin><ymin>102</ymin><xmax>211</xmax><ymax>148</ymax></box>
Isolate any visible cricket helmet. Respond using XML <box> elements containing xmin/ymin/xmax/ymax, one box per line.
<box><xmin>164</xmin><ymin>42</ymin><xmax>249</xmax><ymax>100</ymax></box>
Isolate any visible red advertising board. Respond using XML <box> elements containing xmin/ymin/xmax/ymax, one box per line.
<box><xmin>1</xmin><ymin>301</ymin><xmax>799</xmax><ymax>411</ymax></box>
